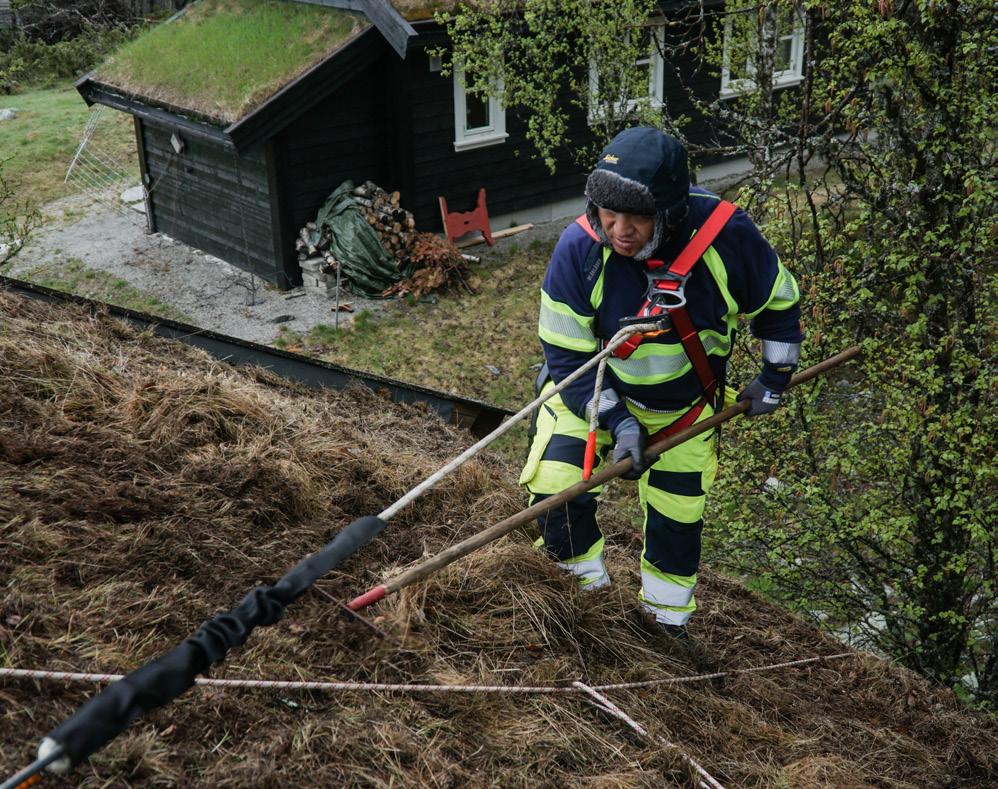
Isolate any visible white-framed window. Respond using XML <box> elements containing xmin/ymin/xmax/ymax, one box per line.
<box><xmin>589</xmin><ymin>23</ymin><xmax>666</xmax><ymax>124</ymax></box>
<box><xmin>720</xmin><ymin>11</ymin><xmax>805</xmax><ymax>98</ymax></box>
<box><xmin>453</xmin><ymin>65</ymin><xmax>507</xmax><ymax>152</ymax></box>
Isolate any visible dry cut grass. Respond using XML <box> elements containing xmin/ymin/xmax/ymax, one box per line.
<box><xmin>0</xmin><ymin>287</ymin><xmax>996</xmax><ymax>787</ymax></box>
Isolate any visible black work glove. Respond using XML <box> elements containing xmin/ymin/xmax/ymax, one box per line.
<box><xmin>738</xmin><ymin>375</ymin><xmax>785</xmax><ymax>417</ymax></box>
<box><xmin>611</xmin><ymin>416</ymin><xmax>650</xmax><ymax>480</ymax></box>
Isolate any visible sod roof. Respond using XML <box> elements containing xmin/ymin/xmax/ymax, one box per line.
<box><xmin>94</xmin><ymin>0</ymin><xmax>370</xmax><ymax>124</ymax></box>
<box><xmin>1</xmin><ymin>287</ymin><xmax>997</xmax><ymax>786</ymax></box>
<box><xmin>388</xmin><ymin>0</ymin><xmax>459</xmax><ymax>22</ymax></box>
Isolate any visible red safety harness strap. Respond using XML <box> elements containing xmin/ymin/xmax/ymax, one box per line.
<box><xmin>574</xmin><ymin>202</ymin><xmax>735</xmax><ymax>478</ymax></box>
<box><xmin>648</xmin><ymin>395</ymin><xmax>709</xmax><ymax>444</ymax></box>
<box><xmin>652</xmin><ymin>199</ymin><xmax>737</xmax><ymax>280</ymax></box>
<box><xmin>574</xmin><ymin>202</ymin><xmax>735</xmax><ymax>386</ymax></box>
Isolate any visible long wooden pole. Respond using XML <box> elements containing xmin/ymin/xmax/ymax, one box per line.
<box><xmin>347</xmin><ymin>346</ymin><xmax>861</xmax><ymax>611</ymax></box>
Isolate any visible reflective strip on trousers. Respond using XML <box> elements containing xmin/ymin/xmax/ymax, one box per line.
<box><xmin>640</xmin><ymin>570</ymin><xmax>696</xmax><ymax>625</ymax></box>
<box><xmin>558</xmin><ymin>555</ymin><xmax>610</xmax><ymax>589</ymax></box>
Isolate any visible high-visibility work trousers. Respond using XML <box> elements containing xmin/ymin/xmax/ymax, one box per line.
<box><xmin>519</xmin><ymin>383</ymin><xmax>723</xmax><ymax>626</ymax></box>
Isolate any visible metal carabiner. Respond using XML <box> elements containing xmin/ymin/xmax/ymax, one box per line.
<box><xmin>645</xmin><ymin>269</ymin><xmax>690</xmax><ymax>311</ymax></box>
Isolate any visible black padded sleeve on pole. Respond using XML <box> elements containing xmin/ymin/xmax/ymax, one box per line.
<box><xmin>43</xmin><ymin>515</ymin><xmax>387</xmax><ymax>767</ymax></box>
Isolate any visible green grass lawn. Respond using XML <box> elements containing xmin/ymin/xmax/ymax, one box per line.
<box><xmin>274</xmin><ymin>238</ymin><xmax>554</xmax><ymax>412</ymax></box>
<box><xmin>0</xmin><ymin>84</ymin><xmax>136</xmax><ymax>207</ymax></box>
<box><xmin>19</xmin><ymin>257</ymin><xmax>191</xmax><ymax>323</ymax></box>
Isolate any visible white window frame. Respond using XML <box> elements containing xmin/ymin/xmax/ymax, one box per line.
<box><xmin>452</xmin><ymin>65</ymin><xmax>507</xmax><ymax>152</ymax></box>
<box><xmin>720</xmin><ymin>11</ymin><xmax>805</xmax><ymax>99</ymax></box>
<box><xmin>588</xmin><ymin>23</ymin><xmax>666</xmax><ymax>125</ymax></box>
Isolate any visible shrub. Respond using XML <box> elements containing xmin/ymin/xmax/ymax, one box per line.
<box><xmin>0</xmin><ymin>25</ymin><xmax>136</xmax><ymax>93</ymax></box>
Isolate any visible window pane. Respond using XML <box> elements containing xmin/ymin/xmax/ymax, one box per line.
<box><xmin>632</xmin><ymin>62</ymin><xmax>651</xmax><ymax>98</ymax></box>
<box><xmin>776</xmin><ymin>36</ymin><xmax>794</xmax><ymax>73</ymax></box>
<box><xmin>637</xmin><ymin>26</ymin><xmax>652</xmax><ymax>53</ymax></box>
<box><xmin>466</xmin><ymin>92</ymin><xmax>490</xmax><ymax>131</ymax></box>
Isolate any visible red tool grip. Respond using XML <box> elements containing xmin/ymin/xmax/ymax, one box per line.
<box><xmin>582</xmin><ymin>431</ymin><xmax>597</xmax><ymax>481</ymax></box>
<box><xmin>347</xmin><ymin>584</ymin><xmax>387</xmax><ymax>611</ymax></box>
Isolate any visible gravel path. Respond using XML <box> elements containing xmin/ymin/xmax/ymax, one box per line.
<box><xmin>6</xmin><ymin>189</ymin><xmax>566</xmax><ymax>346</ymax></box>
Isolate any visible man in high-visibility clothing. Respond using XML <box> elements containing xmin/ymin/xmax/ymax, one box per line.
<box><xmin>520</xmin><ymin>127</ymin><xmax>803</xmax><ymax>639</ymax></box>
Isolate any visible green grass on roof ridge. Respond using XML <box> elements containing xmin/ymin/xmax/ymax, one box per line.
<box><xmin>389</xmin><ymin>1</ymin><xmax>460</xmax><ymax>22</ymax></box>
<box><xmin>95</xmin><ymin>0</ymin><xmax>369</xmax><ymax>125</ymax></box>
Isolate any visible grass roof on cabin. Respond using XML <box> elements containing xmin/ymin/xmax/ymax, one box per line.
<box><xmin>389</xmin><ymin>0</ymin><xmax>459</xmax><ymax>22</ymax></box>
<box><xmin>94</xmin><ymin>0</ymin><xmax>370</xmax><ymax>124</ymax></box>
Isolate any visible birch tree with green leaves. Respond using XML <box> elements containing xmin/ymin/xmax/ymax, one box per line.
<box><xmin>435</xmin><ymin>0</ymin><xmax>661</xmax><ymax>171</ymax></box>
<box><xmin>710</xmin><ymin>0</ymin><xmax>997</xmax><ymax>704</ymax></box>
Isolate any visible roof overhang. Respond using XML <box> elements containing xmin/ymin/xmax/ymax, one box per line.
<box><xmin>76</xmin><ymin>75</ymin><xmax>235</xmax><ymax>149</ymax></box>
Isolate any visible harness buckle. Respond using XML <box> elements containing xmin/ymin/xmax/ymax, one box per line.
<box><xmin>645</xmin><ymin>269</ymin><xmax>690</xmax><ymax>311</ymax></box>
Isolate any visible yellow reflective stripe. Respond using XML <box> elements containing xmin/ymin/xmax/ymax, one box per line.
<box><xmin>561</xmin><ymin>536</ymin><xmax>605</xmax><ymax>565</ymax></box>
<box><xmin>645</xmin><ymin>485</ymin><xmax>707</xmax><ymax>524</ymax></box>
<box><xmin>589</xmin><ymin>247</ymin><xmax>610</xmax><ymax>311</ymax></box>
<box><xmin>607</xmin><ymin>328</ymin><xmax>732</xmax><ymax>384</ymax></box>
<box><xmin>771</xmin><ymin>261</ymin><xmax>800</xmax><ymax>308</ymax></box>
<box><xmin>538</xmin><ymin>290</ymin><xmax>598</xmax><ymax>352</ymax></box>
<box><xmin>702</xmin><ymin>246</ymin><xmax>740</xmax><ymax>317</ymax></box>
<box><xmin>529</xmin><ymin>459</ymin><xmax>590</xmax><ymax>494</ymax></box>
<box><xmin>748</xmin><ymin>259</ymin><xmax>800</xmax><ymax>317</ymax></box>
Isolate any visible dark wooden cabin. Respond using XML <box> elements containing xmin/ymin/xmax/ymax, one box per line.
<box><xmin>77</xmin><ymin>0</ymin><xmax>806</xmax><ymax>289</ymax></box>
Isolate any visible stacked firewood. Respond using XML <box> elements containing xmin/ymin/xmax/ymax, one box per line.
<box><xmin>352</xmin><ymin>181</ymin><xmax>417</xmax><ymax>260</ymax></box>
<box><xmin>293</xmin><ymin>181</ymin><xmax>474</xmax><ymax>298</ymax></box>
<box><xmin>295</xmin><ymin>223</ymin><xmax>340</xmax><ymax>296</ymax></box>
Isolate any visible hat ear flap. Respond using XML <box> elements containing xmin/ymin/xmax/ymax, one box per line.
<box><xmin>585</xmin><ymin>200</ymin><xmax>612</xmax><ymax>247</ymax></box>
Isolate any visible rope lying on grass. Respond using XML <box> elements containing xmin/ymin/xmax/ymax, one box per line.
<box><xmin>574</xmin><ymin>681</ymin><xmax>727</xmax><ymax>789</ymax></box>
<box><xmin>0</xmin><ymin>652</ymin><xmax>854</xmax><ymax>695</ymax></box>
<box><xmin>3</xmin><ymin>654</ymin><xmax>858</xmax><ymax>789</ymax></box>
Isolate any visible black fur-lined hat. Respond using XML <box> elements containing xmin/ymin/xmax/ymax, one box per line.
<box><xmin>585</xmin><ymin>127</ymin><xmax>690</xmax><ymax>258</ymax></box>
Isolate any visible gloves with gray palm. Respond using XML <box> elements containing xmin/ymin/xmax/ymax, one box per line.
<box><xmin>738</xmin><ymin>340</ymin><xmax>801</xmax><ymax>417</ymax></box>
<box><xmin>737</xmin><ymin>376</ymin><xmax>785</xmax><ymax>417</ymax></box>
<box><xmin>611</xmin><ymin>416</ymin><xmax>650</xmax><ymax>480</ymax></box>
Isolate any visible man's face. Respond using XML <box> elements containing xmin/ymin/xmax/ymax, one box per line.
<box><xmin>596</xmin><ymin>208</ymin><xmax>655</xmax><ymax>257</ymax></box>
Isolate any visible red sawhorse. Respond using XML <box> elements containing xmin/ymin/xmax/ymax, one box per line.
<box><xmin>438</xmin><ymin>188</ymin><xmax>494</xmax><ymax>246</ymax></box>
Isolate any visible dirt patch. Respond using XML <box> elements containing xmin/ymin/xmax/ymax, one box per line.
<box><xmin>1</xmin><ymin>289</ymin><xmax>996</xmax><ymax>787</ymax></box>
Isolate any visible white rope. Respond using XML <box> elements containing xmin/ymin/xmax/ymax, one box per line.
<box><xmin>594</xmin><ymin>652</ymin><xmax>855</xmax><ymax>690</ymax></box>
<box><xmin>573</xmin><ymin>681</ymin><xmax>726</xmax><ymax>789</ymax></box>
<box><xmin>378</xmin><ymin>321</ymin><xmax>661</xmax><ymax>521</ymax></box>
<box><xmin>586</xmin><ymin>324</ymin><xmax>657</xmax><ymax>441</ymax></box>
<box><xmin>0</xmin><ymin>653</ymin><xmax>852</xmax><ymax>695</ymax></box>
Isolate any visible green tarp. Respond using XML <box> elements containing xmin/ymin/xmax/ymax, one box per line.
<box><xmin>311</xmin><ymin>181</ymin><xmax>408</xmax><ymax>297</ymax></box>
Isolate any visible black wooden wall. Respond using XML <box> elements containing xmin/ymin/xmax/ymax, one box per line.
<box><xmin>138</xmin><ymin>120</ymin><xmax>290</xmax><ymax>287</ymax></box>
<box><xmin>275</xmin><ymin>67</ymin><xmax>388</xmax><ymax>236</ymax></box>
<box><xmin>401</xmin><ymin>40</ymin><xmax>589</xmax><ymax>227</ymax></box>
